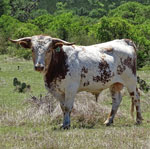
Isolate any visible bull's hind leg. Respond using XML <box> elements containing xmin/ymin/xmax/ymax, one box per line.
<box><xmin>128</xmin><ymin>87</ymin><xmax>143</xmax><ymax>124</ymax></box>
<box><xmin>104</xmin><ymin>83</ymin><xmax>123</xmax><ymax>126</ymax></box>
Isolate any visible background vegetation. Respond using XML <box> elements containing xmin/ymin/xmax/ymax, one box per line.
<box><xmin>0</xmin><ymin>0</ymin><xmax>150</xmax><ymax>67</ymax></box>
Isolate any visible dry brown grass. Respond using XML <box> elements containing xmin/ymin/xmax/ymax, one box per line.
<box><xmin>0</xmin><ymin>90</ymin><xmax>128</xmax><ymax>128</ymax></box>
<box><xmin>24</xmin><ymin>91</ymin><xmax>115</xmax><ymax>128</ymax></box>
<box><xmin>0</xmin><ymin>89</ymin><xmax>150</xmax><ymax>149</ymax></box>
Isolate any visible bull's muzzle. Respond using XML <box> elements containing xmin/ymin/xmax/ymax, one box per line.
<box><xmin>34</xmin><ymin>63</ymin><xmax>44</xmax><ymax>72</ymax></box>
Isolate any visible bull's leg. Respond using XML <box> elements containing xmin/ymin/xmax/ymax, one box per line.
<box><xmin>104</xmin><ymin>83</ymin><xmax>123</xmax><ymax>126</ymax></box>
<box><xmin>60</xmin><ymin>83</ymin><xmax>78</xmax><ymax>129</ymax></box>
<box><xmin>129</xmin><ymin>87</ymin><xmax>143</xmax><ymax>124</ymax></box>
<box><xmin>60</xmin><ymin>97</ymin><xmax>74</xmax><ymax>129</ymax></box>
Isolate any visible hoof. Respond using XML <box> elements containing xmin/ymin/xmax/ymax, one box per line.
<box><xmin>104</xmin><ymin>120</ymin><xmax>113</xmax><ymax>126</ymax></box>
<box><xmin>135</xmin><ymin>120</ymin><xmax>142</xmax><ymax>125</ymax></box>
<box><xmin>140</xmin><ymin>117</ymin><xmax>144</xmax><ymax>121</ymax></box>
<box><xmin>60</xmin><ymin>124</ymin><xmax>70</xmax><ymax>129</ymax></box>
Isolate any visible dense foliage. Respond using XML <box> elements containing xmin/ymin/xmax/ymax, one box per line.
<box><xmin>0</xmin><ymin>0</ymin><xmax>150</xmax><ymax>67</ymax></box>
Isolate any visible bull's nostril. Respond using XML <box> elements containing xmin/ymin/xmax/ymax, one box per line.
<box><xmin>35</xmin><ymin>66</ymin><xmax>38</xmax><ymax>70</ymax></box>
<box><xmin>34</xmin><ymin>66</ymin><xmax>44</xmax><ymax>71</ymax></box>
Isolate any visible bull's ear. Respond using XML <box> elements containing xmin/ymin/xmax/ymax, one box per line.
<box><xmin>9</xmin><ymin>37</ymin><xmax>32</xmax><ymax>49</ymax></box>
<box><xmin>52</xmin><ymin>38</ymin><xmax>75</xmax><ymax>48</ymax></box>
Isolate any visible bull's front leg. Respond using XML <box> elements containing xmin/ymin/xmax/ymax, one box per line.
<box><xmin>60</xmin><ymin>99</ymin><xmax>73</xmax><ymax>129</ymax></box>
<box><xmin>60</xmin><ymin>83</ymin><xmax>78</xmax><ymax>129</ymax></box>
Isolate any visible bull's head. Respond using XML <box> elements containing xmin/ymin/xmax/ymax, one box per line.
<box><xmin>9</xmin><ymin>35</ymin><xmax>74</xmax><ymax>73</ymax></box>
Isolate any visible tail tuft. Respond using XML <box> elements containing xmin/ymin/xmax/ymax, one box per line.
<box><xmin>131</xmin><ymin>98</ymin><xmax>135</xmax><ymax>119</ymax></box>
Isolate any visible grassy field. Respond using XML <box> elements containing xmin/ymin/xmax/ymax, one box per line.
<box><xmin>0</xmin><ymin>55</ymin><xmax>150</xmax><ymax>149</ymax></box>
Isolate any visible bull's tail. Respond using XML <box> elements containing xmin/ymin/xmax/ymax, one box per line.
<box><xmin>124</xmin><ymin>39</ymin><xmax>138</xmax><ymax>52</ymax></box>
<box><xmin>131</xmin><ymin>98</ymin><xmax>134</xmax><ymax>119</ymax></box>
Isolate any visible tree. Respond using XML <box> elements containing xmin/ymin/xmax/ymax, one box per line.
<box><xmin>30</xmin><ymin>14</ymin><xmax>54</xmax><ymax>31</ymax></box>
<box><xmin>108</xmin><ymin>2</ymin><xmax>150</xmax><ymax>25</ymax></box>
<box><xmin>0</xmin><ymin>15</ymin><xmax>21</xmax><ymax>38</ymax></box>
<box><xmin>0</xmin><ymin>0</ymin><xmax>4</xmax><ymax>16</ymax></box>
<box><xmin>131</xmin><ymin>23</ymin><xmax>150</xmax><ymax>67</ymax></box>
<box><xmin>9</xmin><ymin>0</ymin><xmax>39</xmax><ymax>21</ymax></box>
<box><xmin>90</xmin><ymin>17</ymin><xmax>133</xmax><ymax>42</ymax></box>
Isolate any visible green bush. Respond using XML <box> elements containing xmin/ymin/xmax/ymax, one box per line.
<box><xmin>7</xmin><ymin>46</ymin><xmax>31</xmax><ymax>60</ymax></box>
<box><xmin>0</xmin><ymin>33</ymin><xmax>7</xmax><ymax>54</ymax></box>
<box><xmin>0</xmin><ymin>15</ymin><xmax>21</xmax><ymax>38</ymax></box>
<box><xmin>14</xmin><ymin>23</ymin><xmax>41</xmax><ymax>38</ymax></box>
<box><xmin>0</xmin><ymin>15</ymin><xmax>40</xmax><ymax>59</ymax></box>
<box><xmin>89</xmin><ymin>17</ymin><xmax>133</xmax><ymax>42</ymax></box>
<box><xmin>108</xmin><ymin>2</ymin><xmax>150</xmax><ymax>25</ymax></box>
<box><xmin>30</xmin><ymin>14</ymin><xmax>54</xmax><ymax>32</ymax></box>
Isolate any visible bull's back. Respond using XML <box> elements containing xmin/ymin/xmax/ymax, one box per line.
<box><xmin>66</xmin><ymin>39</ymin><xmax>136</xmax><ymax>92</ymax></box>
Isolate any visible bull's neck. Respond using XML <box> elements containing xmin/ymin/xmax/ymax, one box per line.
<box><xmin>44</xmin><ymin>48</ymin><xmax>69</xmax><ymax>88</ymax></box>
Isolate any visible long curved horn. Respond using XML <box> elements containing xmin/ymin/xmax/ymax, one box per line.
<box><xmin>9</xmin><ymin>37</ymin><xmax>32</xmax><ymax>48</ymax></box>
<box><xmin>52</xmin><ymin>38</ymin><xmax>75</xmax><ymax>45</ymax></box>
<box><xmin>9</xmin><ymin>37</ymin><xmax>31</xmax><ymax>43</ymax></box>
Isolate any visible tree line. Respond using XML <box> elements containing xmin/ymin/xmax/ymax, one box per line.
<box><xmin>0</xmin><ymin>0</ymin><xmax>150</xmax><ymax>68</ymax></box>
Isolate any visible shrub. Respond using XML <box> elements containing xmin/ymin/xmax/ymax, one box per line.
<box><xmin>90</xmin><ymin>17</ymin><xmax>133</xmax><ymax>42</ymax></box>
<box><xmin>0</xmin><ymin>33</ymin><xmax>7</xmax><ymax>54</ymax></box>
<box><xmin>30</xmin><ymin>14</ymin><xmax>54</xmax><ymax>32</ymax></box>
<box><xmin>14</xmin><ymin>23</ymin><xmax>41</xmax><ymax>38</ymax></box>
<box><xmin>0</xmin><ymin>15</ymin><xmax>21</xmax><ymax>38</ymax></box>
<box><xmin>7</xmin><ymin>46</ymin><xmax>31</xmax><ymax>60</ymax></box>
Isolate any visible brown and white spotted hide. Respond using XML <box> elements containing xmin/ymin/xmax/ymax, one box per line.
<box><xmin>10</xmin><ymin>36</ymin><xmax>143</xmax><ymax>128</ymax></box>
